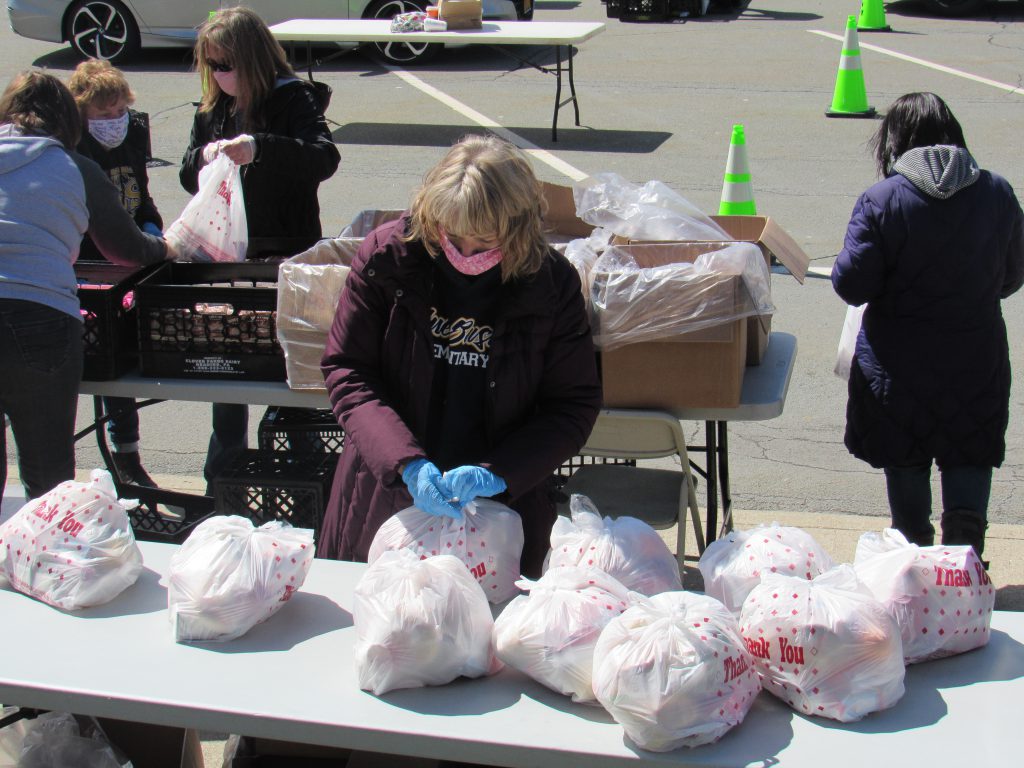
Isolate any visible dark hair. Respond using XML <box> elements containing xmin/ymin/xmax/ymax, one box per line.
<box><xmin>0</xmin><ymin>70</ymin><xmax>81</xmax><ymax>149</ymax></box>
<box><xmin>871</xmin><ymin>92</ymin><xmax>967</xmax><ymax>177</ymax></box>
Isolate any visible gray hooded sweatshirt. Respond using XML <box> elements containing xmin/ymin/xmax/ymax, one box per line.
<box><xmin>0</xmin><ymin>128</ymin><xmax>166</xmax><ymax>320</ymax></box>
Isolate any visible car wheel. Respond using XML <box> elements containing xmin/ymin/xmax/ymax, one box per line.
<box><xmin>920</xmin><ymin>0</ymin><xmax>990</xmax><ymax>16</ymax></box>
<box><xmin>364</xmin><ymin>0</ymin><xmax>439</xmax><ymax>66</ymax></box>
<box><xmin>66</xmin><ymin>0</ymin><xmax>141</xmax><ymax>63</ymax></box>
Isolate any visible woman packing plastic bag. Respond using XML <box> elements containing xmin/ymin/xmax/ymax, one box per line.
<box><xmin>164</xmin><ymin>153</ymin><xmax>247</xmax><ymax>262</ymax></box>
<box><xmin>739</xmin><ymin>565</ymin><xmax>905</xmax><ymax>722</ymax></box>
<box><xmin>592</xmin><ymin>591</ymin><xmax>760</xmax><ymax>751</ymax></box>
<box><xmin>168</xmin><ymin>516</ymin><xmax>314</xmax><ymax>642</ymax></box>
<box><xmin>353</xmin><ymin>549</ymin><xmax>500</xmax><ymax>695</ymax></box>
<box><xmin>853</xmin><ymin>528</ymin><xmax>995</xmax><ymax>663</ymax></box>
<box><xmin>368</xmin><ymin>499</ymin><xmax>524</xmax><ymax>604</ymax></box>
<box><xmin>493</xmin><ymin>565</ymin><xmax>635</xmax><ymax>703</ymax></box>
<box><xmin>0</xmin><ymin>469</ymin><xmax>142</xmax><ymax>610</ymax></box>
<box><xmin>545</xmin><ymin>494</ymin><xmax>681</xmax><ymax>596</ymax></box>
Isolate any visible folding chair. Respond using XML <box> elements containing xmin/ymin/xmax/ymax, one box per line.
<box><xmin>558</xmin><ymin>409</ymin><xmax>704</xmax><ymax>571</ymax></box>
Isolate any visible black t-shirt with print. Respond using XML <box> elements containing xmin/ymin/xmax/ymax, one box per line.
<box><xmin>425</xmin><ymin>253</ymin><xmax>501</xmax><ymax>471</ymax></box>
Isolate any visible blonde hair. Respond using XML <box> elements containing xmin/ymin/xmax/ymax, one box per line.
<box><xmin>408</xmin><ymin>135</ymin><xmax>549</xmax><ymax>282</ymax></box>
<box><xmin>67</xmin><ymin>59</ymin><xmax>135</xmax><ymax>120</ymax></box>
<box><xmin>195</xmin><ymin>6</ymin><xmax>295</xmax><ymax>130</ymax></box>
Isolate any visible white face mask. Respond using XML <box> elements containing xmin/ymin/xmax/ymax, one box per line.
<box><xmin>87</xmin><ymin>112</ymin><xmax>129</xmax><ymax>149</ymax></box>
<box><xmin>213</xmin><ymin>70</ymin><xmax>238</xmax><ymax>97</ymax></box>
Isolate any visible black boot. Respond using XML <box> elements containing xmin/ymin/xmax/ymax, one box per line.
<box><xmin>111</xmin><ymin>451</ymin><xmax>157</xmax><ymax>488</ymax></box>
<box><xmin>940</xmin><ymin>509</ymin><xmax>987</xmax><ymax>562</ymax></box>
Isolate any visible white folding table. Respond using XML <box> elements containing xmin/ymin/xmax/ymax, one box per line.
<box><xmin>268</xmin><ymin>19</ymin><xmax>607</xmax><ymax>141</ymax></box>
<box><xmin>0</xmin><ymin>540</ymin><xmax>1020</xmax><ymax>767</ymax></box>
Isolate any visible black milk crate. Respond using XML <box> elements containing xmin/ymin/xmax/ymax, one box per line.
<box><xmin>607</xmin><ymin>0</ymin><xmax>702</xmax><ymax>21</ymax></box>
<box><xmin>135</xmin><ymin>261</ymin><xmax>284</xmax><ymax>380</ymax></box>
<box><xmin>75</xmin><ymin>261</ymin><xmax>162</xmax><ymax>380</ymax></box>
<box><xmin>557</xmin><ymin>455</ymin><xmax>637</xmax><ymax>484</ymax></box>
<box><xmin>125</xmin><ymin>486</ymin><xmax>216</xmax><ymax>544</ymax></box>
<box><xmin>213</xmin><ymin>450</ymin><xmax>337</xmax><ymax>537</ymax></box>
<box><xmin>257</xmin><ymin>406</ymin><xmax>346</xmax><ymax>454</ymax></box>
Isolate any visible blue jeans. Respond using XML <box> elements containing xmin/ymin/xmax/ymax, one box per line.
<box><xmin>0</xmin><ymin>299</ymin><xmax>83</xmax><ymax>499</ymax></box>
<box><xmin>884</xmin><ymin>462</ymin><xmax>991</xmax><ymax>555</ymax></box>
<box><xmin>103</xmin><ymin>396</ymin><xmax>140</xmax><ymax>451</ymax></box>
<box><xmin>204</xmin><ymin>402</ymin><xmax>248</xmax><ymax>492</ymax></box>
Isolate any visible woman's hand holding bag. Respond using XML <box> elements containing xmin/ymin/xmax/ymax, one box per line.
<box><xmin>164</xmin><ymin>153</ymin><xmax>248</xmax><ymax>262</ymax></box>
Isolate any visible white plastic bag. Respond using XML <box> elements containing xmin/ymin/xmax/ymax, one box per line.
<box><xmin>739</xmin><ymin>565</ymin><xmax>905</xmax><ymax>722</ymax></box>
<box><xmin>165</xmin><ymin>153</ymin><xmax>248</xmax><ymax>262</ymax></box>
<box><xmin>592</xmin><ymin>591</ymin><xmax>760</xmax><ymax>751</ymax></box>
<box><xmin>11</xmin><ymin>712</ymin><xmax>130</xmax><ymax>768</ymax></box>
<box><xmin>368</xmin><ymin>499</ymin><xmax>524</xmax><ymax>604</ymax></box>
<box><xmin>353</xmin><ymin>549</ymin><xmax>501</xmax><ymax>695</ymax></box>
<box><xmin>834</xmin><ymin>303</ymin><xmax>865</xmax><ymax>380</ymax></box>
<box><xmin>545</xmin><ymin>495</ymin><xmax>682</xmax><ymax>596</ymax></box>
<box><xmin>698</xmin><ymin>522</ymin><xmax>835</xmax><ymax>616</ymax></box>
<box><xmin>0</xmin><ymin>469</ymin><xmax>143</xmax><ymax>610</ymax></box>
<box><xmin>168</xmin><ymin>516</ymin><xmax>314</xmax><ymax>642</ymax></box>
<box><xmin>853</xmin><ymin>528</ymin><xmax>995</xmax><ymax>664</ymax></box>
<box><xmin>493</xmin><ymin>565</ymin><xmax>635</xmax><ymax>703</ymax></box>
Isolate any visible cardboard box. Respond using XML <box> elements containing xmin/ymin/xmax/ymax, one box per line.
<box><xmin>593</xmin><ymin>242</ymin><xmax>750</xmax><ymax>410</ymax></box>
<box><xmin>95</xmin><ymin>719</ymin><xmax>204</xmax><ymax>768</ymax></box>
<box><xmin>438</xmin><ymin>0</ymin><xmax>482</xmax><ymax>29</ymax></box>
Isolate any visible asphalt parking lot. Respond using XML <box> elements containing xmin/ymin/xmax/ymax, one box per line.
<box><xmin>2</xmin><ymin>0</ymin><xmax>1023</xmax><ymax>527</ymax></box>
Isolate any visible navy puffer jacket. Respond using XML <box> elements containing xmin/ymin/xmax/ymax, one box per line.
<box><xmin>833</xmin><ymin>147</ymin><xmax>1024</xmax><ymax>469</ymax></box>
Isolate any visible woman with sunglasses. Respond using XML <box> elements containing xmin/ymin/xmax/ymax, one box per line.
<box><xmin>319</xmin><ymin>135</ymin><xmax>602</xmax><ymax>578</ymax></box>
<box><xmin>179</xmin><ymin>6</ymin><xmax>340</xmax><ymax>491</ymax></box>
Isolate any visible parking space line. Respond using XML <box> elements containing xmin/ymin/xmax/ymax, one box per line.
<box><xmin>385</xmin><ymin>66</ymin><xmax>590</xmax><ymax>182</ymax></box>
<box><xmin>809</xmin><ymin>30</ymin><xmax>1024</xmax><ymax>96</ymax></box>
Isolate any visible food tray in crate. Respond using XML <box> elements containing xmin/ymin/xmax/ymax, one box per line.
<box><xmin>213</xmin><ymin>450</ymin><xmax>337</xmax><ymax>538</ymax></box>
<box><xmin>75</xmin><ymin>261</ymin><xmax>162</xmax><ymax>381</ymax></box>
<box><xmin>135</xmin><ymin>261</ymin><xmax>284</xmax><ymax>380</ymax></box>
<box><xmin>257</xmin><ymin>406</ymin><xmax>346</xmax><ymax>454</ymax></box>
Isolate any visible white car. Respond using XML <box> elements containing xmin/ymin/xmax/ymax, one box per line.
<box><xmin>7</xmin><ymin>0</ymin><xmax>533</xmax><ymax>65</ymax></box>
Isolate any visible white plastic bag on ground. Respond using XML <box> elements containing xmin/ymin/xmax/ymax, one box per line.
<box><xmin>354</xmin><ymin>549</ymin><xmax>500</xmax><ymax>695</ymax></box>
<box><xmin>739</xmin><ymin>565</ymin><xmax>905</xmax><ymax>722</ymax></box>
<box><xmin>168</xmin><ymin>516</ymin><xmax>314</xmax><ymax>642</ymax></box>
<box><xmin>13</xmin><ymin>712</ymin><xmax>130</xmax><ymax>768</ymax></box>
<box><xmin>493</xmin><ymin>565</ymin><xmax>635</xmax><ymax>703</ymax></box>
<box><xmin>853</xmin><ymin>528</ymin><xmax>995</xmax><ymax>664</ymax></box>
<box><xmin>368</xmin><ymin>499</ymin><xmax>524</xmax><ymax>603</ymax></box>
<box><xmin>0</xmin><ymin>469</ymin><xmax>143</xmax><ymax>610</ymax></box>
<box><xmin>698</xmin><ymin>522</ymin><xmax>835</xmax><ymax>616</ymax></box>
<box><xmin>164</xmin><ymin>153</ymin><xmax>247</xmax><ymax>262</ymax></box>
<box><xmin>592</xmin><ymin>591</ymin><xmax>760</xmax><ymax>751</ymax></box>
<box><xmin>544</xmin><ymin>494</ymin><xmax>681</xmax><ymax>596</ymax></box>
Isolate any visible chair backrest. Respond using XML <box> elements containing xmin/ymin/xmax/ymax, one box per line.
<box><xmin>580</xmin><ymin>409</ymin><xmax>686</xmax><ymax>461</ymax></box>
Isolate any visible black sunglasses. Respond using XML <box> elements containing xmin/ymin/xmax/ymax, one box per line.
<box><xmin>207</xmin><ymin>59</ymin><xmax>234</xmax><ymax>73</ymax></box>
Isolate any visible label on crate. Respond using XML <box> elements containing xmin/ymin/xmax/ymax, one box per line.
<box><xmin>185</xmin><ymin>356</ymin><xmax>246</xmax><ymax>376</ymax></box>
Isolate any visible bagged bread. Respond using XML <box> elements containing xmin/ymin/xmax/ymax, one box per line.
<box><xmin>592</xmin><ymin>591</ymin><xmax>760</xmax><ymax>751</ymax></box>
<box><xmin>853</xmin><ymin>528</ymin><xmax>995</xmax><ymax>664</ymax></box>
<box><xmin>168</xmin><ymin>516</ymin><xmax>314</xmax><ymax>642</ymax></box>
<box><xmin>544</xmin><ymin>494</ymin><xmax>681</xmax><ymax>596</ymax></box>
<box><xmin>0</xmin><ymin>469</ymin><xmax>142</xmax><ymax>610</ymax></box>
<box><xmin>354</xmin><ymin>549</ymin><xmax>500</xmax><ymax>695</ymax></box>
<box><xmin>368</xmin><ymin>499</ymin><xmax>524</xmax><ymax>603</ymax></box>
<box><xmin>493</xmin><ymin>565</ymin><xmax>635</xmax><ymax>703</ymax></box>
<box><xmin>698</xmin><ymin>522</ymin><xmax>835</xmax><ymax>616</ymax></box>
<box><xmin>739</xmin><ymin>565</ymin><xmax>905</xmax><ymax>721</ymax></box>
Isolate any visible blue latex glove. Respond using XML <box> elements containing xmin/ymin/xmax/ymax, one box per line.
<box><xmin>444</xmin><ymin>465</ymin><xmax>507</xmax><ymax>508</ymax></box>
<box><xmin>141</xmin><ymin>221</ymin><xmax>163</xmax><ymax>236</ymax></box>
<box><xmin>402</xmin><ymin>459</ymin><xmax>462</xmax><ymax>518</ymax></box>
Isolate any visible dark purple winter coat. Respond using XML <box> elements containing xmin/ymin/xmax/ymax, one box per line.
<box><xmin>318</xmin><ymin>217</ymin><xmax>602</xmax><ymax>575</ymax></box>
<box><xmin>833</xmin><ymin>163</ymin><xmax>1024</xmax><ymax>469</ymax></box>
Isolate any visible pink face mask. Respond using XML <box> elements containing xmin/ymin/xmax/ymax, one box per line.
<box><xmin>212</xmin><ymin>70</ymin><xmax>238</xmax><ymax>97</ymax></box>
<box><xmin>439</xmin><ymin>231</ymin><xmax>503</xmax><ymax>276</ymax></box>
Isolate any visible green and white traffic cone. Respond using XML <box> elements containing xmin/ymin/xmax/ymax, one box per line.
<box><xmin>719</xmin><ymin>124</ymin><xmax>757</xmax><ymax>216</ymax></box>
<box><xmin>826</xmin><ymin>16</ymin><xmax>876</xmax><ymax>118</ymax></box>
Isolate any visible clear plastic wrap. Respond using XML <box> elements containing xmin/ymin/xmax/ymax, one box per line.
<box><xmin>590</xmin><ymin>241</ymin><xmax>774</xmax><ymax>351</ymax></box>
<box><xmin>562</xmin><ymin>227</ymin><xmax>613</xmax><ymax>298</ymax></box>
<box><xmin>573</xmin><ymin>173</ymin><xmax>730</xmax><ymax>242</ymax></box>
<box><xmin>739</xmin><ymin>566</ymin><xmax>905</xmax><ymax>722</ymax></box>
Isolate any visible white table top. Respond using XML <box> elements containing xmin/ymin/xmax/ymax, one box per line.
<box><xmin>269</xmin><ymin>19</ymin><xmax>606</xmax><ymax>46</ymax></box>
<box><xmin>79</xmin><ymin>333</ymin><xmax>796</xmax><ymax>423</ymax></box>
<box><xmin>0</xmin><ymin>540</ymin><xmax>1021</xmax><ymax>767</ymax></box>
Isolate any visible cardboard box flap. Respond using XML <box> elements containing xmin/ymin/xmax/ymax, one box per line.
<box><xmin>710</xmin><ymin>215</ymin><xmax>809</xmax><ymax>283</ymax></box>
<box><xmin>541</xmin><ymin>181</ymin><xmax>593</xmax><ymax>239</ymax></box>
